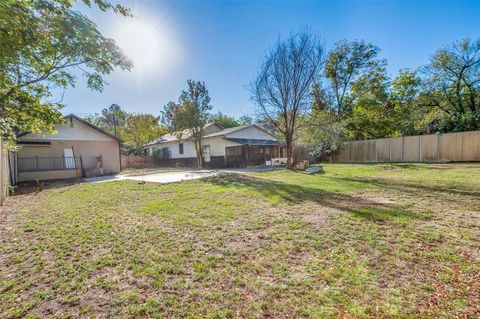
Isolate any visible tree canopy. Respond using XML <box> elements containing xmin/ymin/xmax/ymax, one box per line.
<box><xmin>0</xmin><ymin>0</ymin><xmax>131</xmax><ymax>143</ymax></box>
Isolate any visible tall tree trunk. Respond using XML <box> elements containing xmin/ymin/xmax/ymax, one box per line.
<box><xmin>195</xmin><ymin>138</ymin><xmax>204</xmax><ymax>168</ymax></box>
<box><xmin>285</xmin><ymin>134</ymin><xmax>293</xmax><ymax>169</ymax></box>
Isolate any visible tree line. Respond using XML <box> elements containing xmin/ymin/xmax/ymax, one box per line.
<box><xmin>250</xmin><ymin>29</ymin><xmax>480</xmax><ymax>165</ymax></box>
<box><xmin>1</xmin><ymin>1</ymin><xmax>478</xmax><ymax>168</ymax></box>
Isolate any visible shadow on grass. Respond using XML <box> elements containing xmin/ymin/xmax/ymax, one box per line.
<box><xmin>14</xmin><ymin>178</ymin><xmax>79</xmax><ymax>195</ymax></box>
<box><xmin>331</xmin><ymin>176</ymin><xmax>480</xmax><ymax>199</ymax></box>
<box><xmin>203</xmin><ymin>174</ymin><xmax>432</xmax><ymax>223</ymax></box>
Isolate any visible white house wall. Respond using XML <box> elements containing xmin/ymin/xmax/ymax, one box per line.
<box><xmin>150</xmin><ymin>140</ymin><xmax>197</xmax><ymax>158</ymax></box>
<box><xmin>148</xmin><ymin>136</ymin><xmax>242</xmax><ymax>158</ymax></box>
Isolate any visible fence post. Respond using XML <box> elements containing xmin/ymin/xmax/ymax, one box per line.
<box><xmin>374</xmin><ymin>139</ymin><xmax>377</xmax><ymax>163</ymax></box>
<box><xmin>402</xmin><ymin>136</ymin><xmax>405</xmax><ymax>162</ymax></box>
<box><xmin>35</xmin><ymin>155</ymin><xmax>39</xmax><ymax>171</ymax></box>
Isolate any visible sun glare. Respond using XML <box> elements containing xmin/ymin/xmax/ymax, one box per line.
<box><xmin>112</xmin><ymin>15</ymin><xmax>180</xmax><ymax>76</ymax></box>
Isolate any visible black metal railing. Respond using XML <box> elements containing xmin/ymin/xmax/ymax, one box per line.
<box><xmin>18</xmin><ymin>156</ymin><xmax>82</xmax><ymax>172</ymax></box>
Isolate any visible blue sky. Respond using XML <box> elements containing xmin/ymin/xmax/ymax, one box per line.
<box><xmin>62</xmin><ymin>0</ymin><xmax>480</xmax><ymax>119</ymax></box>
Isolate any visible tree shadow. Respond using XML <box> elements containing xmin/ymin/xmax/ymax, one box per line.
<box><xmin>13</xmin><ymin>178</ymin><xmax>80</xmax><ymax>196</ymax></box>
<box><xmin>331</xmin><ymin>176</ymin><xmax>480</xmax><ymax>199</ymax></box>
<box><xmin>203</xmin><ymin>173</ymin><xmax>432</xmax><ymax>223</ymax></box>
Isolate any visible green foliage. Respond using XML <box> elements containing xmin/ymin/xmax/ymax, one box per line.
<box><xmin>0</xmin><ymin>0</ymin><xmax>131</xmax><ymax>142</ymax></box>
<box><xmin>121</xmin><ymin>114</ymin><xmax>165</xmax><ymax>154</ymax></box>
<box><xmin>302</xmin><ymin>110</ymin><xmax>345</xmax><ymax>160</ymax></box>
<box><xmin>420</xmin><ymin>38</ymin><xmax>480</xmax><ymax>131</ymax></box>
<box><xmin>208</xmin><ymin>112</ymin><xmax>241</xmax><ymax>128</ymax></box>
<box><xmin>85</xmin><ymin>104</ymin><xmax>129</xmax><ymax>136</ymax></box>
<box><xmin>302</xmin><ymin>37</ymin><xmax>480</xmax><ymax>151</ymax></box>
<box><xmin>208</xmin><ymin>112</ymin><xmax>253</xmax><ymax>128</ymax></box>
<box><xmin>325</xmin><ymin>40</ymin><xmax>385</xmax><ymax>116</ymax></box>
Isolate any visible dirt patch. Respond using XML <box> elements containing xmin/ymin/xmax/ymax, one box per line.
<box><xmin>302</xmin><ymin>213</ymin><xmax>330</xmax><ymax>230</ymax></box>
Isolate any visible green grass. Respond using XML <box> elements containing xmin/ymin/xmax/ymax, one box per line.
<box><xmin>1</xmin><ymin>163</ymin><xmax>479</xmax><ymax>318</ymax></box>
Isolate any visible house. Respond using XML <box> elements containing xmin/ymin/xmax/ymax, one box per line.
<box><xmin>143</xmin><ymin>123</ymin><xmax>286</xmax><ymax>168</ymax></box>
<box><xmin>13</xmin><ymin>114</ymin><xmax>121</xmax><ymax>183</ymax></box>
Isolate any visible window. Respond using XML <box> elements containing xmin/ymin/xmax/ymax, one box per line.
<box><xmin>226</xmin><ymin>146</ymin><xmax>242</xmax><ymax>156</ymax></box>
<box><xmin>179</xmin><ymin>143</ymin><xmax>184</xmax><ymax>155</ymax></box>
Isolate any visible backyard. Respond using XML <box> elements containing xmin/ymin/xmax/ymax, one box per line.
<box><xmin>0</xmin><ymin>164</ymin><xmax>479</xmax><ymax>318</ymax></box>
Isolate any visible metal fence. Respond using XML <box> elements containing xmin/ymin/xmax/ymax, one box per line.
<box><xmin>17</xmin><ymin>156</ymin><xmax>82</xmax><ymax>172</ymax></box>
<box><xmin>331</xmin><ymin>130</ymin><xmax>480</xmax><ymax>163</ymax></box>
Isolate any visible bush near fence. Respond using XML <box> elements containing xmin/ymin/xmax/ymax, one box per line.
<box><xmin>332</xmin><ymin>130</ymin><xmax>480</xmax><ymax>163</ymax></box>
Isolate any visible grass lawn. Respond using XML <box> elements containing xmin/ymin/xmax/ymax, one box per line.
<box><xmin>0</xmin><ymin>164</ymin><xmax>479</xmax><ymax>318</ymax></box>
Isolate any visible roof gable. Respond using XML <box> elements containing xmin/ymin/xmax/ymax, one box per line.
<box><xmin>18</xmin><ymin>114</ymin><xmax>120</xmax><ymax>142</ymax></box>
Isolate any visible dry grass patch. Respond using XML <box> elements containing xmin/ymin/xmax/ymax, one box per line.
<box><xmin>0</xmin><ymin>164</ymin><xmax>479</xmax><ymax>318</ymax></box>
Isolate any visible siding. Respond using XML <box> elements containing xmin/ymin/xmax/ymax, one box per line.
<box><xmin>17</xmin><ymin>140</ymin><xmax>120</xmax><ymax>174</ymax></box>
<box><xmin>148</xmin><ymin>136</ymin><xmax>242</xmax><ymax>159</ymax></box>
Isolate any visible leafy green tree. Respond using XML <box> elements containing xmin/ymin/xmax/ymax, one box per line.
<box><xmin>0</xmin><ymin>0</ymin><xmax>131</xmax><ymax>143</ymax></box>
<box><xmin>162</xmin><ymin>80</ymin><xmax>213</xmax><ymax>168</ymax></box>
<box><xmin>325</xmin><ymin>40</ymin><xmax>384</xmax><ymax>116</ymax></box>
<box><xmin>346</xmin><ymin>62</ymin><xmax>397</xmax><ymax>139</ymax></box>
<box><xmin>209</xmin><ymin>112</ymin><xmax>240</xmax><ymax>128</ymax></box>
<box><xmin>120</xmin><ymin>114</ymin><xmax>165</xmax><ymax>154</ymax></box>
<box><xmin>389</xmin><ymin>69</ymin><xmax>430</xmax><ymax>135</ymax></box>
<box><xmin>238</xmin><ymin>115</ymin><xmax>253</xmax><ymax>125</ymax></box>
<box><xmin>420</xmin><ymin>38</ymin><xmax>480</xmax><ymax>131</ymax></box>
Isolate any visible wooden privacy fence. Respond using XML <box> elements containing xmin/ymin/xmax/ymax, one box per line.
<box><xmin>0</xmin><ymin>139</ymin><xmax>9</xmax><ymax>205</ymax></box>
<box><xmin>121</xmin><ymin>155</ymin><xmax>153</xmax><ymax>169</ymax></box>
<box><xmin>332</xmin><ymin>130</ymin><xmax>480</xmax><ymax>163</ymax></box>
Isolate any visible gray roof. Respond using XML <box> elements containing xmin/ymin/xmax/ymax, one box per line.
<box><xmin>144</xmin><ymin>124</ymin><xmax>276</xmax><ymax>147</ymax></box>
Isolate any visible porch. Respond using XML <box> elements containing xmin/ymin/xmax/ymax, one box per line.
<box><xmin>225</xmin><ymin>138</ymin><xmax>285</xmax><ymax>168</ymax></box>
<box><xmin>14</xmin><ymin>155</ymin><xmax>104</xmax><ymax>183</ymax></box>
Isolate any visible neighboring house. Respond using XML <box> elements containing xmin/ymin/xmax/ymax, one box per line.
<box><xmin>143</xmin><ymin>123</ymin><xmax>285</xmax><ymax>168</ymax></box>
<box><xmin>14</xmin><ymin>114</ymin><xmax>121</xmax><ymax>183</ymax></box>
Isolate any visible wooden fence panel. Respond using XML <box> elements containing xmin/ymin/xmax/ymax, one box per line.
<box><xmin>420</xmin><ymin>134</ymin><xmax>438</xmax><ymax>162</ymax></box>
<box><xmin>390</xmin><ymin>137</ymin><xmax>403</xmax><ymax>162</ymax></box>
<box><xmin>121</xmin><ymin>155</ymin><xmax>153</xmax><ymax>169</ymax></box>
<box><xmin>331</xmin><ymin>130</ymin><xmax>480</xmax><ymax>163</ymax></box>
<box><xmin>375</xmin><ymin>138</ymin><xmax>390</xmax><ymax>162</ymax></box>
<box><xmin>439</xmin><ymin>132</ymin><xmax>463</xmax><ymax>162</ymax></box>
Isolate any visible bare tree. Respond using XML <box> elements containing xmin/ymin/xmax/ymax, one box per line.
<box><xmin>251</xmin><ymin>29</ymin><xmax>325</xmax><ymax>168</ymax></box>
